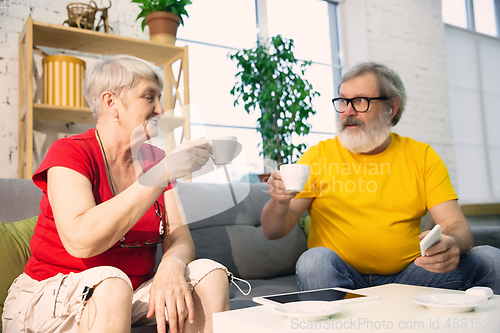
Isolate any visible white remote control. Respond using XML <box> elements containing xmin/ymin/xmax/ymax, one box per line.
<box><xmin>420</xmin><ymin>224</ymin><xmax>441</xmax><ymax>256</ymax></box>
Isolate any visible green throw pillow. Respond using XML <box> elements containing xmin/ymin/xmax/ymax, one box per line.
<box><xmin>299</xmin><ymin>215</ymin><xmax>310</xmax><ymax>236</ymax></box>
<box><xmin>0</xmin><ymin>216</ymin><xmax>37</xmax><ymax>330</ymax></box>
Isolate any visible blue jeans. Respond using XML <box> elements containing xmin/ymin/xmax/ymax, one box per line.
<box><xmin>295</xmin><ymin>246</ymin><xmax>500</xmax><ymax>294</ymax></box>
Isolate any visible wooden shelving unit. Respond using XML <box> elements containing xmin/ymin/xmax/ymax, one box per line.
<box><xmin>18</xmin><ymin>18</ymin><xmax>190</xmax><ymax>179</ymax></box>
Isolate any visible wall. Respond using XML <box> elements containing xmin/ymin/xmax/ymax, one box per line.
<box><xmin>445</xmin><ymin>26</ymin><xmax>500</xmax><ymax>203</ymax></box>
<box><xmin>340</xmin><ymin>0</ymin><xmax>457</xmax><ymax>186</ymax></box>
<box><xmin>0</xmin><ymin>0</ymin><xmax>455</xmax><ymax>184</ymax></box>
<box><xmin>0</xmin><ymin>0</ymin><xmax>147</xmax><ymax>178</ymax></box>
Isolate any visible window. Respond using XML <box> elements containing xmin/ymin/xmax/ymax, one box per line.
<box><xmin>265</xmin><ymin>0</ymin><xmax>341</xmax><ymax>139</ymax></box>
<box><xmin>442</xmin><ymin>0</ymin><xmax>500</xmax><ymax>37</ymax></box>
<box><xmin>174</xmin><ymin>0</ymin><xmax>342</xmax><ymax>181</ymax></box>
<box><xmin>473</xmin><ymin>0</ymin><xmax>499</xmax><ymax>36</ymax></box>
<box><xmin>442</xmin><ymin>0</ymin><xmax>469</xmax><ymax>28</ymax></box>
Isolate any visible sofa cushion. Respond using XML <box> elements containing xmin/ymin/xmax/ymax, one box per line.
<box><xmin>471</xmin><ymin>226</ymin><xmax>500</xmax><ymax>248</ymax></box>
<box><xmin>190</xmin><ymin>224</ymin><xmax>307</xmax><ymax>280</ymax></box>
<box><xmin>177</xmin><ymin>182</ymin><xmax>264</xmax><ymax>227</ymax></box>
<box><xmin>226</xmin><ymin>224</ymin><xmax>306</xmax><ymax>279</ymax></box>
<box><xmin>0</xmin><ymin>179</ymin><xmax>42</xmax><ymax>222</ymax></box>
<box><xmin>0</xmin><ymin>217</ymin><xmax>37</xmax><ymax>330</ymax></box>
<box><xmin>179</xmin><ymin>182</ymin><xmax>308</xmax><ymax>279</ymax></box>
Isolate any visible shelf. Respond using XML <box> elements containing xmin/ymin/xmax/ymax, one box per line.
<box><xmin>31</xmin><ymin>20</ymin><xmax>184</xmax><ymax>65</ymax></box>
<box><xmin>33</xmin><ymin>103</ymin><xmax>94</xmax><ymax>124</ymax></box>
<box><xmin>18</xmin><ymin>18</ymin><xmax>191</xmax><ymax>179</ymax></box>
<box><xmin>32</xmin><ymin>104</ymin><xmax>187</xmax><ymax>129</ymax></box>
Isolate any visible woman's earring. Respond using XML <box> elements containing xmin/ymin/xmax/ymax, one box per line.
<box><xmin>114</xmin><ymin>114</ymin><xmax>118</xmax><ymax>122</ymax></box>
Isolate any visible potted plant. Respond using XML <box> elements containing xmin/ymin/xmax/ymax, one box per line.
<box><xmin>229</xmin><ymin>35</ymin><xmax>320</xmax><ymax>180</ymax></box>
<box><xmin>132</xmin><ymin>0</ymin><xmax>191</xmax><ymax>44</ymax></box>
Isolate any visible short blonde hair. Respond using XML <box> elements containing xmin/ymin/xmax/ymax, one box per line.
<box><xmin>83</xmin><ymin>55</ymin><xmax>164</xmax><ymax>118</ymax></box>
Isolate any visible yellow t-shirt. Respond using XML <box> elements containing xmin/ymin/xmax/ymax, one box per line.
<box><xmin>295</xmin><ymin>133</ymin><xmax>458</xmax><ymax>275</ymax></box>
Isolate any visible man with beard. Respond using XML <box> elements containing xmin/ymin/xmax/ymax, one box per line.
<box><xmin>260</xmin><ymin>62</ymin><xmax>500</xmax><ymax>293</ymax></box>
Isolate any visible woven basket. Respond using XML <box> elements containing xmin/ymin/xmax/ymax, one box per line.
<box><xmin>63</xmin><ymin>2</ymin><xmax>98</xmax><ymax>30</ymax></box>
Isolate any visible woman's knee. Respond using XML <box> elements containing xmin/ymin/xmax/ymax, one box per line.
<box><xmin>198</xmin><ymin>268</ymin><xmax>229</xmax><ymax>289</ymax></box>
<box><xmin>92</xmin><ymin>277</ymin><xmax>133</xmax><ymax>304</ymax></box>
<box><xmin>187</xmin><ymin>259</ymin><xmax>230</xmax><ymax>293</ymax></box>
<box><xmin>190</xmin><ymin>262</ymin><xmax>231</xmax><ymax>311</ymax></box>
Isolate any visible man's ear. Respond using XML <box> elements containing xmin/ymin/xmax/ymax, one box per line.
<box><xmin>390</xmin><ymin>98</ymin><xmax>400</xmax><ymax>118</ymax></box>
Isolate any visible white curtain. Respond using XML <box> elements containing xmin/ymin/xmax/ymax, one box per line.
<box><xmin>445</xmin><ymin>25</ymin><xmax>500</xmax><ymax>203</ymax></box>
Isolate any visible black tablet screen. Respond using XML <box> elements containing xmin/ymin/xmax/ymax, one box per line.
<box><xmin>263</xmin><ymin>289</ymin><xmax>367</xmax><ymax>304</ymax></box>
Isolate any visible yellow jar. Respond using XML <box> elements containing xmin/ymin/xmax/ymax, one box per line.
<box><xmin>42</xmin><ymin>55</ymin><xmax>86</xmax><ymax>107</ymax></box>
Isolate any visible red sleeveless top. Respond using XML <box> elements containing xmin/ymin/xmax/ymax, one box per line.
<box><xmin>25</xmin><ymin>128</ymin><xmax>175</xmax><ymax>290</ymax></box>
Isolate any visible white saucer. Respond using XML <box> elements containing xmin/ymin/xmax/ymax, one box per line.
<box><xmin>274</xmin><ymin>301</ymin><xmax>344</xmax><ymax>321</ymax></box>
<box><xmin>414</xmin><ymin>294</ymin><xmax>488</xmax><ymax>313</ymax></box>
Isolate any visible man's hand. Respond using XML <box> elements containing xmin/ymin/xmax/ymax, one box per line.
<box><xmin>414</xmin><ymin>231</ymin><xmax>461</xmax><ymax>273</ymax></box>
<box><xmin>261</xmin><ymin>170</ymin><xmax>312</xmax><ymax>240</ymax></box>
<box><xmin>147</xmin><ymin>257</ymin><xmax>194</xmax><ymax>333</ymax></box>
<box><xmin>164</xmin><ymin>138</ymin><xmax>211</xmax><ymax>181</ymax></box>
<box><xmin>267</xmin><ymin>170</ymin><xmax>299</xmax><ymax>203</ymax></box>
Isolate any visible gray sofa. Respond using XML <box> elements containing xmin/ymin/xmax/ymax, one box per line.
<box><xmin>0</xmin><ymin>179</ymin><xmax>306</xmax><ymax>332</ymax></box>
<box><xmin>1</xmin><ymin>178</ymin><xmax>500</xmax><ymax>333</ymax></box>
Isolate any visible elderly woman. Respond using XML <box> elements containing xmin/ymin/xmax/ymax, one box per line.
<box><xmin>2</xmin><ymin>55</ymin><xmax>231</xmax><ymax>333</ymax></box>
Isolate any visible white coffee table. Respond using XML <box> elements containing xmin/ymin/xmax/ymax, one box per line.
<box><xmin>213</xmin><ymin>283</ymin><xmax>500</xmax><ymax>333</ymax></box>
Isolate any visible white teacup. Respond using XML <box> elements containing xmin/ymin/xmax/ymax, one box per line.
<box><xmin>209</xmin><ymin>136</ymin><xmax>238</xmax><ymax>165</ymax></box>
<box><xmin>279</xmin><ymin>164</ymin><xmax>310</xmax><ymax>192</ymax></box>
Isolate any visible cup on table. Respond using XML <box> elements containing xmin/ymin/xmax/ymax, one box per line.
<box><xmin>279</xmin><ymin>164</ymin><xmax>310</xmax><ymax>192</ymax></box>
<box><xmin>209</xmin><ymin>136</ymin><xmax>238</xmax><ymax>165</ymax></box>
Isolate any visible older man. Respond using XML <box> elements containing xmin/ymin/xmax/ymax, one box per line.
<box><xmin>261</xmin><ymin>62</ymin><xmax>500</xmax><ymax>293</ymax></box>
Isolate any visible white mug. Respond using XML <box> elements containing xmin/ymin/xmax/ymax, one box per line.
<box><xmin>209</xmin><ymin>136</ymin><xmax>238</xmax><ymax>165</ymax></box>
<box><xmin>279</xmin><ymin>164</ymin><xmax>310</xmax><ymax>192</ymax></box>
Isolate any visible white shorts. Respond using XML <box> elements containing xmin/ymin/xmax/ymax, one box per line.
<box><xmin>2</xmin><ymin>259</ymin><xmax>230</xmax><ymax>333</ymax></box>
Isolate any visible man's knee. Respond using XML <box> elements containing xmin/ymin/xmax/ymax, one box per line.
<box><xmin>296</xmin><ymin>247</ymin><xmax>355</xmax><ymax>290</ymax></box>
<box><xmin>467</xmin><ymin>246</ymin><xmax>500</xmax><ymax>271</ymax></box>
<box><xmin>464</xmin><ymin>246</ymin><xmax>500</xmax><ymax>293</ymax></box>
<box><xmin>296</xmin><ymin>247</ymin><xmax>341</xmax><ymax>274</ymax></box>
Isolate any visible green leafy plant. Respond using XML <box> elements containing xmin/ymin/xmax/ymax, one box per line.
<box><xmin>132</xmin><ymin>0</ymin><xmax>192</xmax><ymax>31</ymax></box>
<box><xmin>229</xmin><ymin>35</ymin><xmax>320</xmax><ymax>166</ymax></box>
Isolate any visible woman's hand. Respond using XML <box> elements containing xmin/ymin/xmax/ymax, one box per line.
<box><xmin>164</xmin><ymin>138</ymin><xmax>211</xmax><ymax>181</ymax></box>
<box><xmin>147</xmin><ymin>257</ymin><xmax>194</xmax><ymax>333</ymax></box>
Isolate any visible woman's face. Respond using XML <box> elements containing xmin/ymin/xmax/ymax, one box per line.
<box><xmin>119</xmin><ymin>78</ymin><xmax>164</xmax><ymax>140</ymax></box>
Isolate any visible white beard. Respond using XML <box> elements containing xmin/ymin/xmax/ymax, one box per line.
<box><xmin>337</xmin><ymin>111</ymin><xmax>392</xmax><ymax>154</ymax></box>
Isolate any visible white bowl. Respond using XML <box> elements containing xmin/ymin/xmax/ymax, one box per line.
<box><xmin>414</xmin><ymin>293</ymin><xmax>488</xmax><ymax>313</ymax></box>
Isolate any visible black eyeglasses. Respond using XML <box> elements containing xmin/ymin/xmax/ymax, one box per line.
<box><xmin>332</xmin><ymin>96</ymin><xmax>388</xmax><ymax>113</ymax></box>
<box><xmin>120</xmin><ymin>200</ymin><xmax>164</xmax><ymax>248</ymax></box>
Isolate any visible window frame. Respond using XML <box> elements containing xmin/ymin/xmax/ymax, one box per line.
<box><xmin>446</xmin><ymin>0</ymin><xmax>500</xmax><ymax>38</ymax></box>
